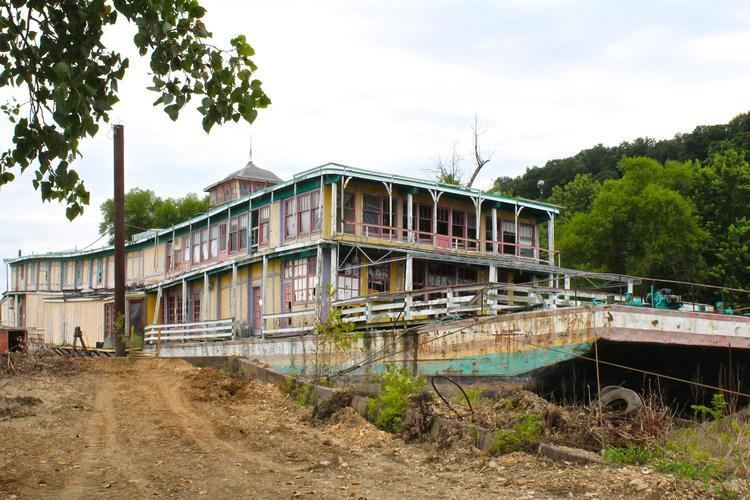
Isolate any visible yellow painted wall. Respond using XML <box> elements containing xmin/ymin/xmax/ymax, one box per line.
<box><xmin>268</xmin><ymin>202</ymin><xmax>281</xmax><ymax>249</ymax></box>
<box><xmin>219</xmin><ymin>273</ymin><xmax>231</xmax><ymax>319</ymax></box>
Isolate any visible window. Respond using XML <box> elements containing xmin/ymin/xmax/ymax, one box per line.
<box><xmin>165</xmin><ymin>241</ymin><xmax>173</xmax><ymax>271</ymax></box>
<box><xmin>182</xmin><ymin>236</ymin><xmax>190</xmax><ymax>264</ymax></box>
<box><xmin>259</xmin><ymin>207</ymin><xmax>270</xmax><ymax>245</ymax></box>
<box><xmin>229</xmin><ymin>216</ymin><xmax>239</xmax><ymax>253</ymax></box>
<box><xmin>95</xmin><ymin>258</ymin><xmax>102</xmax><ymax>285</ymax></box>
<box><xmin>362</xmin><ymin>194</ymin><xmax>381</xmax><ymax>234</ymax></box>
<box><xmin>368</xmin><ymin>264</ymin><xmax>390</xmax><ymax>293</ymax></box>
<box><xmin>502</xmin><ymin>220</ymin><xmax>516</xmax><ymax>255</ymax></box>
<box><xmin>457</xmin><ymin>267</ymin><xmax>478</xmax><ymax>285</ymax></box>
<box><xmin>343</xmin><ymin>193</ymin><xmax>355</xmax><ymax>233</ymax></box>
<box><xmin>337</xmin><ymin>253</ymin><xmax>360</xmax><ymax>300</ymax></box>
<box><xmin>201</xmin><ymin>228</ymin><xmax>209</xmax><ymax>261</ymax></box>
<box><xmin>485</xmin><ymin>215</ymin><xmax>494</xmax><ymax>252</ymax></box>
<box><xmin>519</xmin><ymin>223</ymin><xmax>535</xmax><ymax>258</ymax></box>
<box><xmin>167</xmin><ymin>293</ymin><xmax>183</xmax><ymax>324</ymax></box>
<box><xmin>311</xmin><ymin>191</ymin><xmax>322</xmax><ymax>232</ymax></box>
<box><xmin>453</xmin><ymin>211</ymin><xmax>466</xmax><ymax>247</ymax></box>
<box><xmin>285</xmin><ymin>199</ymin><xmax>297</xmax><ymax>239</ymax></box>
<box><xmin>238</xmin><ymin>214</ymin><xmax>248</xmax><ymax>251</ymax></box>
<box><xmin>362</xmin><ymin>194</ymin><xmax>392</xmax><ymax>236</ymax></box>
<box><xmin>74</xmin><ymin>260</ymin><xmax>82</xmax><ymax>286</ymax></box>
<box><xmin>467</xmin><ymin>214</ymin><xmax>477</xmax><ymax>249</ymax></box>
<box><xmin>174</xmin><ymin>239</ymin><xmax>183</xmax><ymax>268</ymax></box>
<box><xmin>298</xmin><ymin>194</ymin><xmax>311</xmax><ymax>235</ymax></box>
<box><xmin>418</xmin><ymin>205</ymin><xmax>432</xmax><ymax>241</ymax></box>
<box><xmin>286</xmin><ymin>257</ymin><xmax>318</xmax><ymax>304</ymax></box>
<box><xmin>219</xmin><ymin>223</ymin><xmax>227</xmax><ymax>252</ymax></box>
<box><xmin>229</xmin><ymin>215</ymin><xmax>248</xmax><ymax>253</ymax></box>
<box><xmin>209</xmin><ymin>226</ymin><xmax>219</xmax><ymax>258</ymax></box>
<box><xmin>192</xmin><ymin>231</ymin><xmax>201</xmax><ymax>263</ymax></box>
<box><xmin>191</xmin><ymin>290</ymin><xmax>202</xmax><ymax>322</ymax></box>
<box><xmin>436</xmin><ymin>207</ymin><xmax>450</xmax><ymax>236</ymax></box>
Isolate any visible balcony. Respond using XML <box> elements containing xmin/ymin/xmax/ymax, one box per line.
<box><xmin>335</xmin><ymin>220</ymin><xmax>558</xmax><ymax>265</ymax></box>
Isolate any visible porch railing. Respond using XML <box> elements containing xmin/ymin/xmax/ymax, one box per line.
<box><xmin>337</xmin><ymin>220</ymin><xmax>557</xmax><ymax>264</ymax></box>
<box><xmin>144</xmin><ymin>319</ymin><xmax>234</xmax><ymax>344</ymax></box>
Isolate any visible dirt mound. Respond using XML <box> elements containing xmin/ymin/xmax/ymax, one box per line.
<box><xmin>0</xmin><ymin>351</ymin><xmax>79</xmax><ymax>377</ymax></box>
<box><xmin>0</xmin><ymin>395</ymin><xmax>42</xmax><ymax>419</ymax></box>
<box><xmin>312</xmin><ymin>391</ymin><xmax>353</xmax><ymax>421</ymax></box>
<box><xmin>186</xmin><ymin>367</ymin><xmax>248</xmax><ymax>402</ymax></box>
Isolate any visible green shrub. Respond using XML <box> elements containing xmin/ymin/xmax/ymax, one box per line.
<box><xmin>367</xmin><ymin>365</ymin><xmax>426</xmax><ymax>433</ymax></box>
<box><xmin>691</xmin><ymin>393</ymin><xmax>728</xmax><ymax>421</ymax></box>
<box><xmin>282</xmin><ymin>378</ymin><xmax>317</xmax><ymax>406</ymax></box>
<box><xmin>491</xmin><ymin>413</ymin><xmax>543</xmax><ymax>454</ymax></box>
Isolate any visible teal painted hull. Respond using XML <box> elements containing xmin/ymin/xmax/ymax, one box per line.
<box><xmin>274</xmin><ymin>341</ymin><xmax>593</xmax><ymax>378</ymax></box>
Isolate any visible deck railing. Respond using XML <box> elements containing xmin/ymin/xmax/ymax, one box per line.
<box><xmin>144</xmin><ymin>319</ymin><xmax>234</xmax><ymax>344</ymax></box>
<box><xmin>337</xmin><ymin>220</ymin><xmax>558</xmax><ymax>264</ymax></box>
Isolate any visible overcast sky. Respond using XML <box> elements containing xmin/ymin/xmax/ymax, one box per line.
<box><xmin>2</xmin><ymin>0</ymin><xmax>750</xmax><ymax>292</ymax></box>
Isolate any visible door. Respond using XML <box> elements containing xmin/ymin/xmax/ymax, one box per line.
<box><xmin>104</xmin><ymin>302</ymin><xmax>114</xmax><ymax>338</ymax></box>
<box><xmin>252</xmin><ymin>286</ymin><xmax>261</xmax><ymax>330</ymax></box>
<box><xmin>128</xmin><ymin>300</ymin><xmax>145</xmax><ymax>335</ymax></box>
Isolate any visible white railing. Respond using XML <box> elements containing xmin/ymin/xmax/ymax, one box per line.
<box><xmin>144</xmin><ymin>319</ymin><xmax>234</xmax><ymax>344</ymax></box>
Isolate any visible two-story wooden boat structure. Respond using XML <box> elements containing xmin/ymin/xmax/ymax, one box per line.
<box><xmin>1</xmin><ymin>161</ymin><xmax>569</xmax><ymax>346</ymax></box>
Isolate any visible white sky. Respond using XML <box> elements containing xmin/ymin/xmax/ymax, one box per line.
<box><xmin>2</xmin><ymin>0</ymin><xmax>750</xmax><ymax>292</ymax></box>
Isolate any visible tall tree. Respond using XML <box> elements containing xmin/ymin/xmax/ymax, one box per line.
<box><xmin>99</xmin><ymin>188</ymin><xmax>210</xmax><ymax>241</ymax></box>
<box><xmin>548</xmin><ymin>173</ymin><xmax>601</xmax><ymax>218</ymax></box>
<box><xmin>692</xmin><ymin>149</ymin><xmax>750</xmax><ymax>287</ymax></box>
<box><xmin>557</xmin><ymin>157</ymin><xmax>706</xmax><ymax>282</ymax></box>
<box><xmin>0</xmin><ymin>1</ymin><xmax>270</xmax><ymax>219</ymax></box>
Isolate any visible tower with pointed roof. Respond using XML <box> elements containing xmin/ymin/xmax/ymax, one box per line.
<box><xmin>204</xmin><ymin>160</ymin><xmax>282</xmax><ymax>207</ymax></box>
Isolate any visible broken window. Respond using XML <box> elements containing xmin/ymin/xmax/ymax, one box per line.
<box><xmin>367</xmin><ymin>263</ymin><xmax>390</xmax><ymax>294</ymax></box>
<box><xmin>287</xmin><ymin>256</ymin><xmax>318</xmax><ymax>304</ymax></box>
<box><xmin>337</xmin><ymin>252</ymin><xmax>360</xmax><ymax>300</ymax></box>
<box><xmin>285</xmin><ymin>198</ymin><xmax>297</xmax><ymax>239</ymax></box>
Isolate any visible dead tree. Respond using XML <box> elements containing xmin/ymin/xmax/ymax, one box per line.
<box><xmin>466</xmin><ymin>114</ymin><xmax>493</xmax><ymax>188</ymax></box>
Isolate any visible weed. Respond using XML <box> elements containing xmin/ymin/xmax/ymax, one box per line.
<box><xmin>691</xmin><ymin>393</ymin><xmax>728</xmax><ymax>421</ymax></box>
<box><xmin>451</xmin><ymin>387</ymin><xmax>484</xmax><ymax>407</ymax></box>
<box><xmin>491</xmin><ymin>413</ymin><xmax>543</xmax><ymax>454</ymax></box>
<box><xmin>367</xmin><ymin>365</ymin><xmax>426</xmax><ymax>433</ymax></box>
<box><xmin>602</xmin><ymin>443</ymin><xmax>723</xmax><ymax>481</ymax></box>
<box><xmin>311</xmin><ymin>285</ymin><xmax>361</xmax><ymax>380</ymax></box>
<box><xmin>282</xmin><ymin>378</ymin><xmax>317</xmax><ymax>406</ymax></box>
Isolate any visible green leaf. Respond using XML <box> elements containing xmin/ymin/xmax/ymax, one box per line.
<box><xmin>53</xmin><ymin>61</ymin><xmax>70</xmax><ymax>79</ymax></box>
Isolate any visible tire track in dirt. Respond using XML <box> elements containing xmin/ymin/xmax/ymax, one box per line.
<box><xmin>58</xmin><ymin>378</ymin><xmax>117</xmax><ymax>499</ymax></box>
<box><xmin>150</xmin><ymin>373</ymin><xmax>289</xmax><ymax>497</ymax></box>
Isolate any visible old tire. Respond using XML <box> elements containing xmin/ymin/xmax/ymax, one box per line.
<box><xmin>594</xmin><ymin>386</ymin><xmax>643</xmax><ymax>415</ymax></box>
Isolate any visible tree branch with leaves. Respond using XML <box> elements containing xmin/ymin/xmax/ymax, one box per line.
<box><xmin>0</xmin><ymin>0</ymin><xmax>270</xmax><ymax>220</ymax></box>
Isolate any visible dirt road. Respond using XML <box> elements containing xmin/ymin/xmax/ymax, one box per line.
<box><xmin>1</xmin><ymin>358</ymin><xmax>697</xmax><ymax>499</ymax></box>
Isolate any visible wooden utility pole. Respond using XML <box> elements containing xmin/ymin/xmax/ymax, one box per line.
<box><xmin>113</xmin><ymin>124</ymin><xmax>126</xmax><ymax>357</ymax></box>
